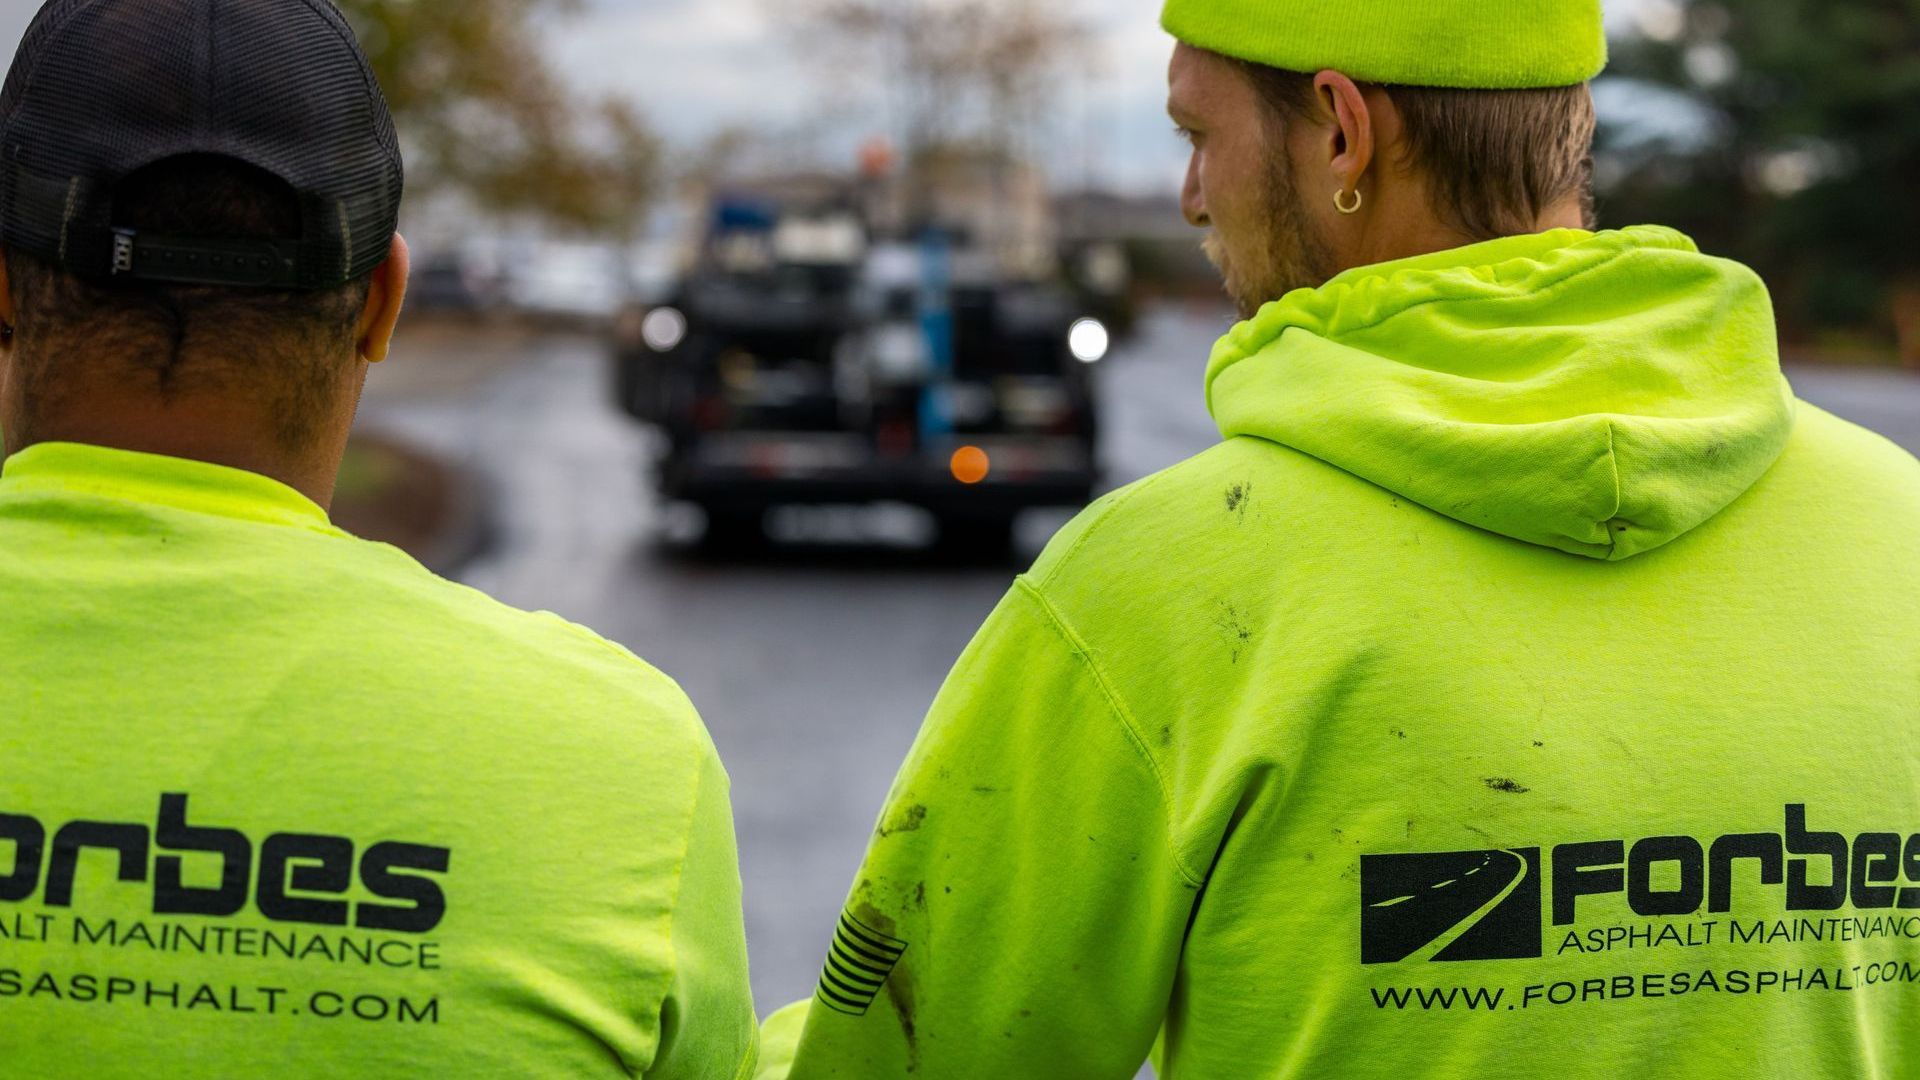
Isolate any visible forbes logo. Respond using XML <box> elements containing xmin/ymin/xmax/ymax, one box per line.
<box><xmin>0</xmin><ymin>794</ymin><xmax>449</xmax><ymax>934</ymax></box>
<box><xmin>1361</xmin><ymin>805</ymin><xmax>1920</xmax><ymax>964</ymax></box>
<box><xmin>1361</xmin><ymin>848</ymin><xmax>1543</xmax><ymax>964</ymax></box>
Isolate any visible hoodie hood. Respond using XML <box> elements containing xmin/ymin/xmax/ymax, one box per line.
<box><xmin>1205</xmin><ymin>225</ymin><xmax>1798</xmax><ymax>561</ymax></box>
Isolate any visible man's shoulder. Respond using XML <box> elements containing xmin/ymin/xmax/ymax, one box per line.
<box><xmin>1028</xmin><ymin>435</ymin><xmax>1359</xmax><ymax>593</ymax></box>
<box><xmin>311</xmin><ymin>543</ymin><xmax>712</xmax><ymax>754</ymax></box>
<box><xmin>1750</xmin><ymin>398</ymin><xmax>1920</xmax><ymax>557</ymax></box>
<box><xmin>1788</xmin><ymin>398</ymin><xmax>1920</xmax><ymax>487</ymax></box>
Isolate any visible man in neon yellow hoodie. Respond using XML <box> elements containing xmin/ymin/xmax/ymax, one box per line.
<box><xmin>0</xmin><ymin>1</ymin><xmax>754</xmax><ymax>1075</ymax></box>
<box><xmin>760</xmin><ymin>1</ymin><xmax>1920</xmax><ymax>1076</ymax></box>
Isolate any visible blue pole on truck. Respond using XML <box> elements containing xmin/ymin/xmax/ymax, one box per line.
<box><xmin>917</xmin><ymin>230</ymin><xmax>955</xmax><ymax>442</ymax></box>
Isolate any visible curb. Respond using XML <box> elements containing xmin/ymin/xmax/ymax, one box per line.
<box><xmin>331</xmin><ymin>432</ymin><xmax>494</xmax><ymax>578</ymax></box>
<box><xmin>414</xmin><ymin>445</ymin><xmax>494</xmax><ymax>579</ymax></box>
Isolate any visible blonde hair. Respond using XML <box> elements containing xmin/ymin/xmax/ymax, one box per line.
<box><xmin>1233</xmin><ymin>60</ymin><xmax>1598</xmax><ymax>239</ymax></box>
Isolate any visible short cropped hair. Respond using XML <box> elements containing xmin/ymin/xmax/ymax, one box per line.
<box><xmin>4</xmin><ymin>154</ymin><xmax>373</xmax><ymax>448</ymax></box>
<box><xmin>1232</xmin><ymin>60</ymin><xmax>1598</xmax><ymax>240</ymax></box>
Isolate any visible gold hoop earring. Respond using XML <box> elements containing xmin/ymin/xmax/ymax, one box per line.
<box><xmin>1334</xmin><ymin>188</ymin><xmax>1363</xmax><ymax>215</ymax></box>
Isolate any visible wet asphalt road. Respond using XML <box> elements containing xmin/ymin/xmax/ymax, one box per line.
<box><xmin>356</xmin><ymin>305</ymin><xmax>1920</xmax><ymax>1016</ymax></box>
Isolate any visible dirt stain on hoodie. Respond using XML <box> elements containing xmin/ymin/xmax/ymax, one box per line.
<box><xmin>1225</xmin><ymin>482</ymin><xmax>1252</xmax><ymax>520</ymax></box>
<box><xmin>877</xmin><ymin>803</ymin><xmax>928</xmax><ymax>837</ymax></box>
<box><xmin>854</xmin><ymin>900</ymin><xmax>920</xmax><ymax>1071</ymax></box>
<box><xmin>1214</xmin><ymin>601</ymin><xmax>1254</xmax><ymax>663</ymax></box>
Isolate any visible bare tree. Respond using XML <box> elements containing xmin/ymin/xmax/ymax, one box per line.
<box><xmin>780</xmin><ymin>0</ymin><xmax>1090</xmax><ymax>168</ymax></box>
<box><xmin>340</xmin><ymin>0</ymin><xmax>660</xmax><ymax>237</ymax></box>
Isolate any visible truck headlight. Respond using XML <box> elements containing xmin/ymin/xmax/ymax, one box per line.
<box><xmin>642</xmin><ymin>307</ymin><xmax>688</xmax><ymax>352</ymax></box>
<box><xmin>1068</xmin><ymin>317</ymin><xmax>1110</xmax><ymax>364</ymax></box>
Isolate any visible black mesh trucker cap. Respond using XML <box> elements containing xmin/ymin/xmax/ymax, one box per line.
<box><xmin>0</xmin><ymin>0</ymin><xmax>403</xmax><ymax>291</ymax></box>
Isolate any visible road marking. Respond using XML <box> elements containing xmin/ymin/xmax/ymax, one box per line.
<box><xmin>1406</xmin><ymin>849</ymin><xmax>1531</xmax><ymax>965</ymax></box>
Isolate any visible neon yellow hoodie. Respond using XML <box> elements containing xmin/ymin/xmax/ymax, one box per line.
<box><xmin>0</xmin><ymin>443</ymin><xmax>757</xmax><ymax>1078</ymax></box>
<box><xmin>760</xmin><ymin>227</ymin><xmax>1920</xmax><ymax>1078</ymax></box>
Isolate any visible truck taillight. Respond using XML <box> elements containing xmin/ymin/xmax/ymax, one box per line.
<box><xmin>951</xmin><ymin>446</ymin><xmax>991</xmax><ymax>485</ymax></box>
<box><xmin>877</xmin><ymin>421</ymin><xmax>914</xmax><ymax>458</ymax></box>
<box><xmin>694</xmin><ymin>396</ymin><xmax>730</xmax><ymax>431</ymax></box>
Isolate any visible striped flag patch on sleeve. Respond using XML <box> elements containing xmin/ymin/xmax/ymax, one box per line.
<box><xmin>815</xmin><ymin>909</ymin><xmax>908</xmax><ymax>1016</ymax></box>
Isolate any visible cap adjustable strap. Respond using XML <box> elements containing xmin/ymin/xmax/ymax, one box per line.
<box><xmin>68</xmin><ymin>225</ymin><xmax>304</xmax><ymax>288</ymax></box>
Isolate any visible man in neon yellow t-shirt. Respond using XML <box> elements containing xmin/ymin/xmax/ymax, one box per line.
<box><xmin>759</xmin><ymin>2</ymin><xmax>1920</xmax><ymax>1077</ymax></box>
<box><xmin>0</xmin><ymin>1</ymin><xmax>755</xmax><ymax>1076</ymax></box>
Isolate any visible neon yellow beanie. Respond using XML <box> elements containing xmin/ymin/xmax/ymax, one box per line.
<box><xmin>1160</xmin><ymin>0</ymin><xmax>1608</xmax><ymax>89</ymax></box>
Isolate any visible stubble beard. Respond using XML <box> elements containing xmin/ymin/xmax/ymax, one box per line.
<box><xmin>1203</xmin><ymin>155</ymin><xmax>1336</xmax><ymax>321</ymax></box>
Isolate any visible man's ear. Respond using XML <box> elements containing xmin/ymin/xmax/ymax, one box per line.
<box><xmin>355</xmin><ymin>232</ymin><xmax>410</xmax><ymax>364</ymax></box>
<box><xmin>1312</xmin><ymin>71</ymin><xmax>1376</xmax><ymax>196</ymax></box>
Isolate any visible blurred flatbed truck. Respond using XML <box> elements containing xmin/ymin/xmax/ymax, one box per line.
<box><xmin>612</xmin><ymin>197</ymin><xmax>1109</xmax><ymax>554</ymax></box>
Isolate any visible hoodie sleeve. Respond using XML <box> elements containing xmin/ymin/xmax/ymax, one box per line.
<box><xmin>760</xmin><ymin>578</ymin><xmax>1202</xmax><ymax>1079</ymax></box>
<box><xmin>647</xmin><ymin>747</ymin><xmax>760</xmax><ymax>1080</ymax></box>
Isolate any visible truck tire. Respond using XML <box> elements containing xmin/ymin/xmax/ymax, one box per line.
<box><xmin>933</xmin><ymin>513</ymin><xmax>1017</xmax><ymax>560</ymax></box>
<box><xmin>699</xmin><ymin>505</ymin><xmax>768</xmax><ymax>554</ymax></box>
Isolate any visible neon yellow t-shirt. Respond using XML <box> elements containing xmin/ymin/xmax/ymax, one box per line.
<box><xmin>0</xmin><ymin>442</ymin><xmax>756</xmax><ymax>1078</ymax></box>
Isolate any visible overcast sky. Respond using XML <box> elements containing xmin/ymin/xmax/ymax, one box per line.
<box><xmin>549</xmin><ymin>0</ymin><xmax>1198</xmax><ymax>194</ymax></box>
<box><xmin>2</xmin><ymin>0</ymin><xmax>1654</xmax><ymax>198</ymax></box>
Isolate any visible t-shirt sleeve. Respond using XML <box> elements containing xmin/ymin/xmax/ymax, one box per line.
<box><xmin>646</xmin><ymin>747</ymin><xmax>760</xmax><ymax>1080</ymax></box>
<box><xmin>764</xmin><ymin>579</ymin><xmax>1202</xmax><ymax>1078</ymax></box>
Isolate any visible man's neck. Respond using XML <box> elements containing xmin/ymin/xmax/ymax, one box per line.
<box><xmin>18</xmin><ymin>405</ymin><xmax>345</xmax><ymax>510</ymax></box>
<box><xmin>1348</xmin><ymin>194</ymin><xmax>1590</xmax><ymax>275</ymax></box>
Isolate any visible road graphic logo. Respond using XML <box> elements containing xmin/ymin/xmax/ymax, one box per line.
<box><xmin>815</xmin><ymin>910</ymin><xmax>907</xmax><ymax>1016</ymax></box>
<box><xmin>1362</xmin><ymin>848</ymin><xmax>1543</xmax><ymax>964</ymax></box>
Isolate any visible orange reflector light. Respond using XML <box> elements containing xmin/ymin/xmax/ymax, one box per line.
<box><xmin>951</xmin><ymin>446</ymin><xmax>990</xmax><ymax>485</ymax></box>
